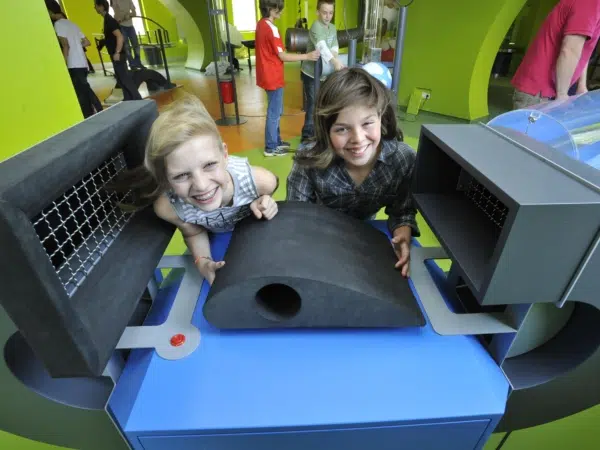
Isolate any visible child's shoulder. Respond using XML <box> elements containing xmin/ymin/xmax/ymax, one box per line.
<box><xmin>382</xmin><ymin>139</ymin><xmax>417</xmax><ymax>164</ymax></box>
<box><xmin>227</xmin><ymin>154</ymin><xmax>250</xmax><ymax>171</ymax></box>
<box><xmin>153</xmin><ymin>192</ymin><xmax>181</xmax><ymax>223</ymax></box>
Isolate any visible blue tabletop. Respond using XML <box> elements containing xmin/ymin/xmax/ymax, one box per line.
<box><xmin>109</xmin><ymin>222</ymin><xmax>509</xmax><ymax>436</ymax></box>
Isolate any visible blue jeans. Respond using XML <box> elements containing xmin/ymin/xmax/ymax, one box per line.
<box><xmin>265</xmin><ymin>88</ymin><xmax>283</xmax><ymax>149</ymax></box>
<box><xmin>121</xmin><ymin>25</ymin><xmax>143</xmax><ymax>68</ymax></box>
<box><xmin>301</xmin><ymin>72</ymin><xmax>316</xmax><ymax>142</ymax></box>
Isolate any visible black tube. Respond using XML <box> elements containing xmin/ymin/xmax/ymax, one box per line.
<box><xmin>285</xmin><ymin>27</ymin><xmax>364</xmax><ymax>53</ymax></box>
<box><xmin>157</xmin><ymin>29</ymin><xmax>171</xmax><ymax>85</ymax></box>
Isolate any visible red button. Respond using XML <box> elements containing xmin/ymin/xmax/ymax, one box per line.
<box><xmin>170</xmin><ymin>334</ymin><xmax>186</xmax><ymax>347</ymax></box>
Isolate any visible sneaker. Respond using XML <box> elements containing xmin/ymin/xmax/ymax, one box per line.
<box><xmin>264</xmin><ymin>146</ymin><xmax>289</xmax><ymax>157</ymax></box>
<box><xmin>278</xmin><ymin>141</ymin><xmax>291</xmax><ymax>149</ymax></box>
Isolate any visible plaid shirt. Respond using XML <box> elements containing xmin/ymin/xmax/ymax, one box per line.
<box><xmin>286</xmin><ymin>139</ymin><xmax>420</xmax><ymax>236</ymax></box>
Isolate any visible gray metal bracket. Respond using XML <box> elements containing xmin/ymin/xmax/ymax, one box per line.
<box><xmin>115</xmin><ymin>255</ymin><xmax>204</xmax><ymax>360</ymax></box>
<box><xmin>411</xmin><ymin>246</ymin><xmax>517</xmax><ymax>336</ymax></box>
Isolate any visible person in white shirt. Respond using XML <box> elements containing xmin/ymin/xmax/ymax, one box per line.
<box><xmin>111</xmin><ymin>0</ymin><xmax>144</xmax><ymax>69</ymax></box>
<box><xmin>47</xmin><ymin>1</ymin><xmax>102</xmax><ymax>118</ymax></box>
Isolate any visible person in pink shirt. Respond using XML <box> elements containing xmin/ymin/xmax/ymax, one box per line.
<box><xmin>511</xmin><ymin>0</ymin><xmax>600</xmax><ymax>109</ymax></box>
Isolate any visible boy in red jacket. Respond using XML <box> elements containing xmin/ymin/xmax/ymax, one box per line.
<box><xmin>255</xmin><ymin>0</ymin><xmax>319</xmax><ymax>156</ymax></box>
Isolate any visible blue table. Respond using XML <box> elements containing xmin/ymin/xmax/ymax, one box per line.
<box><xmin>108</xmin><ymin>222</ymin><xmax>509</xmax><ymax>450</ymax></box>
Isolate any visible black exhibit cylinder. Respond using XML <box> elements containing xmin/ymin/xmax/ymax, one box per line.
<box><xmin>203</xmin><ymin>201</ymin><xmax>426</xmax><ymax>329</ymax></box>
<box><xmin>285</xmin><ymin>27</ymin><xmax>364</xmax><ymax>53</ymax></box>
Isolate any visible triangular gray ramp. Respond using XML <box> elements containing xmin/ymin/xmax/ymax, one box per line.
<box><xmin>203</xmin><ymin>201</ymin><xmax>426</xmax><ymax>329</ymax></box>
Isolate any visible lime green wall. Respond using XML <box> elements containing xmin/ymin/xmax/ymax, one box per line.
<box><xmin>142</xmin><ymin>0</ymin><xmax>180</xmax><ymax>40</ymax></box>
<box><xmin>165</xmin><ymin>0</ymin><xmax>210</xmax><ymax>70</ymax></box>
<box><xmin>141</xmin><ymin>0</ymin><xmax>188</xmax><ymax>62</ymax></box>
<box><xmin>1</xmin><ymin>0</ymin><xmax>82</xmax><ymax>163</ymax></box>
<box><xmin>397</xmin><ymin>0</ymin><xmax>527</xmax><ymax>120</ymax></box>
<box><xmin>0</xmin><ymin>0</ymin><xmax>80</xmax><ymax>445</ymax></box>
<box><xmin>468</xmin><ymin>0</ymin><xmax>527</xmax><ymax>119</ymax></box>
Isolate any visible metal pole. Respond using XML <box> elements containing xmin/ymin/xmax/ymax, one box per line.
<box><xmin>348</xmin><ymin>39</ymin><xmax>357</xmax><ymax>67</ymax></box>
<box><xmin>157</xmin><ymin>29</ymin><xmax>172</xmax><ymax>86</ymax></box>
<box><xmin>207</xmin><ymin>1</ymin><xmax>227</xmax><ymax>122</ymax></box>
<box><xmin>222</xmin><ymin>0</ymin><xmax>241</xmax><ymax>124</ymax></box>
<box><xmin>391</xmin><ymin>6</ymin><xmax>407</xmax><ymax>96</ymax></box>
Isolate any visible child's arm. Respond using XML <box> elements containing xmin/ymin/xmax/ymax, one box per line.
<box><xmin>286</xmin><ymin>162</ymin><xmax>317</xmax><ymax>203</ymax></box>
<box><xmin>279</xmin><ymin>49</ymin><xmax>320</xmax><ymax>63</ymax></box>
<box><xmin>385</xmin><ymin>147</ymin><xmax>420</xmax><ymax>278</ymax></box>
<box><xmin>330</xmin><ymin>28</ymin><xmax>344</xmax><ymax>71</ymax></box>
<box><xmin>249</xmin><ymin>166</ymin><xmax>279</xmax><ymax>220</ymax></box>
<box><xmin>310</xmin><ymin>23</ymin><xmax>344</xmax><ymax>70</ymax></box>
<box><xmin>153</xmin><ymin>193</ymin><xmax>224</xmax><ymax>285</ymax></box>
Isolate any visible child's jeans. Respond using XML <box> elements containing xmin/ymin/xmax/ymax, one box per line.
<box><xmin>265</xmin><ymin>88</ymin><xmax>283</xmax><ymax>150</ymax></box>
<box><xmin>300</xmin><ymin>72</ymin><xmax>316</xmax><ymax>143</ymax></box>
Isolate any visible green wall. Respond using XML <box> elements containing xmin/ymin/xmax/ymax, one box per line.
<box><xmin>0</xmin><ymin>0</ymin><xmax>81</xmax><ymax>444</ymax></box>
<box><xmin>164</xmin><ymin>0</ymin><xmax>211</xmax><ymax>70</ymax></box>
<box><xmin>396</xmin><ymin>0</ymin><xmax>527</xmax><ymax>120</ymax></box>
<box><xmin>1</xmin><ymin>0</ymin><xmax>82</xmax><ymax>163</ymax></box>
<box><xmin>141</xmin><ymin>0</ymin><xmax>188</xmax><ymax>62</ymax></box>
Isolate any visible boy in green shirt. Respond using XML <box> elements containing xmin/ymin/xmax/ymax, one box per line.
<box><xmin>298</xmin><ymin>0</ymin><xmax>345</xmax><ymax>150</ymax></box>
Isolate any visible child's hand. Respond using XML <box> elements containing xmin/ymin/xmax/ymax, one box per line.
<box><xmin>250</xmin><ymin>195</ymin><xmax>278</xmax><ymax>220</ymax></box>
<box><xmin>196</xmin><ymin>256</ymin><xmax>225</xmax><ymax>285</ymax></box>
<box><xmin>391</xmin><ymin>226</ymin><xmax>412</xmax><ymax>278</ymax></box>
<box><xmin>333</xmin><ymin>59</ymin><xmax>345</xmax><ymax>71</ymax></box>
<box><xmin>306</xmin><ymin>50</ymin><xmax>320</xmax><ymax>61</ymax></box>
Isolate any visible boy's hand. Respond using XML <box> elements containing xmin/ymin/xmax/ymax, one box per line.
<box><xmin>333</xmin><ymin>59</ymin><xmax>345</xmax><ymax>71</ymax></box>
<box><xmin>306</xmin><ymin>50</ymin><xmax>320</xmax><ymax>61</ymax></box>
<box><xmin>250</xmin><ymin>195</ymin><xmax>278</xmax><ymax>220</ymax></box>
<box><xmin>391</xmin><ymin>226</ymin><xmax>412</xmax><ymax>278</ymax></box>
<box><xmin>196</xmin><ymin>256</ymin><xmax>225</xmax><ymax>286</ymax></box>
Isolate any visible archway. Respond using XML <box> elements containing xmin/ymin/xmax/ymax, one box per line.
<box><xmin>157</xmin><ymin>0</ymin><xmax>212</xmax><ymax>70</ymax></box>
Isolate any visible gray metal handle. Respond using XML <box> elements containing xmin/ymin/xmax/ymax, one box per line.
<box><xmin>116</xmin><ymin>255</ymin><xmax>204</xmax><ymax>360</ymax></box>
<box><xmin>411</xmin><ymin>246</ymin><xmax>517</xmax><ymax>336</ymax></box>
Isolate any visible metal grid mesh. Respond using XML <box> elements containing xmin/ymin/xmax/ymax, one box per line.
<box><xmin>31</xmin><ymin>153</ymin><xmax>134</xmax><ymax>297</ymax></box>
<box><xmin>459</xmin><ymin>171</ymin><xmax>508</xmax><ymax>229</ymax></box>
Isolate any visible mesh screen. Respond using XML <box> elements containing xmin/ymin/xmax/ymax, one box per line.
<box><xmin>31</xmin><ymin>153</ymin><xmax>134</xmax><ymax>297</ymax></box>
<box><xmin>459</xmin><ymin>171</ymin><xmax>508</xmax><ymax>229</ymax></box>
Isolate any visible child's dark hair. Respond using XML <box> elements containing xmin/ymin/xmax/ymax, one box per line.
<box><xmin>46</xmin><ymin>0</ymin><xmax>64</xmax><ymax>16</ymax></box>
<box><xmin>294</xmin><ymin>67</ymin><xmax>403</xmax><ymax>169</ymax></box>
<box><xmin>259</xmin><ymin>0</ymin><xmax>284</xmax><ymax>18</ymax></box>
<box><xmin>95</xmin><ymin>0</ymin><xmax>110</xmax><ymax>11</ymax></box>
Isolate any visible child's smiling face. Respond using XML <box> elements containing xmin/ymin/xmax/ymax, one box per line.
<box><xmin>165</xmin><ymin>134</ymin><xmax>232</xmax><ymax>211</ymax></box>
<box><xmin>329</xmin><ymin>105</ymin><xmax>382</xmax><ymax>169</ymax></box>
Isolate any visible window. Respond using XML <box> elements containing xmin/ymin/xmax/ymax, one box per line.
<box><xmin>232</xmin><ymin>0</ymin><xmax>257</xmax><ymax>32</ymax></box>
<box><xmin>109</xmin><ymin>0</ymin><xmax>146</xmax><ymax>35</ymax></box>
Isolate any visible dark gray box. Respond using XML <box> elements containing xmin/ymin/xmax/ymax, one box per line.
<box><xmin>411</xmin><ymin>123</ymin><xmax>600</xmax><ymax>308</ymax></box>
<box><xmin>0</xmin><ymin>101</ymin><xmax>175</xmax><ymax>378</ymax></box>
